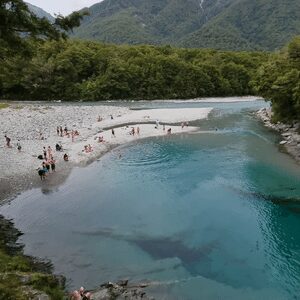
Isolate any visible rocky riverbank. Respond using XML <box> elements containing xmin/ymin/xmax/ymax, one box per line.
<box><xmin>257</xmin><ymin>107</ymin><xmax>300</xmax><ymax>162</ymax></box>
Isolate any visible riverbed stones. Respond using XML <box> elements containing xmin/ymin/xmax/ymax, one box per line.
<box><xmin>257</xmin><ymin>108</ymin><xmax>300</xmax><ymax>163</ymax></box>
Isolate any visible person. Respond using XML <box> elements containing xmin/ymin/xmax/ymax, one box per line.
<box><xmin>64</xmin><ymin>126</ymin><xmax>68</xmax><ymax>135</ymax></box>
<box><xmin>37</xmin><ymin>167</ymin><xmax>46</xmax><ymax>180</ymax></box>
<box><xmin>82</xmin><ymin>292</ymin><xmax>91</xmax><ymax>300</ymax></box>
<box><xmin>88</xmin><ymin>144</ymin><xmax>93</xmax><ymax>152</ymax></box>
<box><xmin>42</xmin><ymin>162</ymin><xmax>48</xmax><ymax>174</ymax></box>
<box><xmin>43</xmin><ymin>147</ymin><xmax>47</xmax><ymax>159</ymax></box>
<box><xmin>181</xmin><ymin>122</ymin><xmax>184</xmax><ymax>129</ymax></box>
<box><xmin>55</xmin><ymin>143</ymin><xmax>62</xmax><ymax>151</ymax></box>
<box><xmin>137</xmin><ymin>127</ymin><xmax>140</xmax><ymax>135</ymax></box>
<box><xmin>56</xmin><ymin>126</ymin><xmax>60</xmax><ymax>135</ymax></box>
<box><xmin>110</xmin><ymin>114</ymin><xmax>114</xmax><ymax>120</ymax></box>
<box><xmin>4</xmin><ymin>135</ymin><xmax>11</xmax><ymax>147</ymax></box>
<box><xmin>45</xmin><ymin>160</ymin><xmax>50</xmax><ymax>173</ymax></box>
<box><xmin>167</xmin><ymin>128</ymin><xmax>172</xmax><ymax>134</ymax></box>
<box><xmin>97</xmin><ymin>116</ymin><xmax>102</xmax><ymax>122</ymax></box>
<box><xmin>111</xmin><ymin>128</ymin><xmax>115</xmax><ymax>137</ymax></box>
<box><xmin>47</xmin><ymin>146</ymin><xmax>52</xmax><ymax>158</ymax></box>
<box><xmin>131</xmin><ymin>127</ymin><xmax>135</xmax><ymax>136</ymax></box>
<box><xmin>70</xmin><ymin>290</ymin><xmax>81</xmax><ymax>300</ymax></box>
<box><xmin>60</xmin><ymin>126</ymin><xmax>63</xmax><ymax>137</ymax></box>
<box><xmin>63</xmin><ymin>153</ymin><xmax>69</xmax><ymax>161</ymax></box>
<box><xmin>98</xmin><ymin>136</ymin><xmax>104</xmax><ymax>143</ymax></box>
<box><xmin>71</xmin><ymin>130</ymin><xmax>75</xmax><ymax>142</ymax></box>
<box><xmin>17</xmin><ymin>140</ymin><xmax>21</xmax><ymax>152</ymax></box>
<box><xmin>163</xmin><ymin>124</ymin><xmax>165</xmax><ymax>131</ymax></box>
<box><xmin>50</xmin><ymin>156</ymin><xmax>56</xmax><ymax>172</ymax></box>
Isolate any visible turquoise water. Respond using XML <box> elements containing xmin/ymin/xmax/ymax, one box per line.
<box><xmin>1</xmin><ymin>101</ymin><xmax>300</xmax><ymax>299</ymax></box>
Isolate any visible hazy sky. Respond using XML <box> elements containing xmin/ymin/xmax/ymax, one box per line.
<box><xmin>27</xmin><ymin>0</ymin><xmax>101</xmax><ymax>16</ymax></box>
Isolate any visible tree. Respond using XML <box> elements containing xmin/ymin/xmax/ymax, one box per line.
<box><xmin>0</xmin><ymin>0</ymin><xmax>87</xmax><ymax>56</ymax></box>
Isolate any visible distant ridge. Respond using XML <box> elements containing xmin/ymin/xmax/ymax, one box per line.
<box><xmin>72</xmin><ymin>0</ymin><xmax>300</xmax><ymax>51</ymax></box>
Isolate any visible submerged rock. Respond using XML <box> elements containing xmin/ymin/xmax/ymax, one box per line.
<box><xmin>91</xmin><ymin>281</ymin><xmax>153</xmax><ymax>300</ymax></box>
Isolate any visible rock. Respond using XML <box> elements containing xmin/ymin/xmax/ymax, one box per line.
<box><xmin>116</xmin><ymin>279</ymin><xmax>128</xmax><ymax>287</ymax></box>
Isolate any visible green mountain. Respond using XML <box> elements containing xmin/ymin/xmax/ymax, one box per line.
<box><xmin>72</xmin><ymin>0</ymin><xmax>238</xmax><ymax>45</ymax></box>
<box><xmin>181</xmin><ymin>0</ymin><xmax>300</xmax><ymax>51</ymax></box>
<box><xmin>72</xmin><ymin>0</ymin><xmax>300</xmax><ymax>51</ymax></box>
<box><xmin>25</xmin><ymin>2</ymin><xmax>54</xmax><ymax>22</ymax></box>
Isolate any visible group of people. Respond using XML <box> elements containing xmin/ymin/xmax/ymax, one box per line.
<box><xmin>70</xmin><ymin>286</ymin><xmax>91</xmax><ymax>300</ymax></box>
<box><xmin>129</xmin><ymin>126</ymin><xmax>140</xmax><ymax>136</ymax></box>
<box><xmin>37</xmin><ymin>146</ymin><xmax>56</xmax><ymax>180</ymax></box>
<box><xmin>57</xmin><ymin>125</ymin><xmax>80</xmax><ymax>142</ymax></box>
<box><xmin>82</xmin><ymin>144</ymin><xmax>93</xmax><ymax>153</ymax></box>
<box><xmin>4</xmin><ymin>134</ymin><xmax>22</xmax><ymax>151</ymax></box>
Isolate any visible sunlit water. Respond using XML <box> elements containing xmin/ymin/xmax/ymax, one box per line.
<box><xmin>1</xmin><ymin>100</ymin><xmax>300</xmax><ymax>299</ymax></box>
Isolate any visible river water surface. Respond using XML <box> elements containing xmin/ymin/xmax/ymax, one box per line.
<box><xmin>1</xmin><ymin>100</ymin><xmax>300</xmax><ymax>299</ymax></box>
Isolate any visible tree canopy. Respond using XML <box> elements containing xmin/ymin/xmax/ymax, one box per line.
<box><xmin>0</xmin><ymin>0</ymin><xmax>86</xmax><ymax>56</ymax></box>
<box><xmin>254</xmin><ymin>36</ymin><xmax>300</xmax><ymax>122</ymax></box>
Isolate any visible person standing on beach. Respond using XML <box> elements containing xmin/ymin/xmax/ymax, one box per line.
<box><xmin>43</xmin><ymin>147</ymin><xmax>47</xmax><ymax>159</ymax></box>
<box><xmin>50</xmin><ymin>156</ymin><xmax>56</xmax><ymax>172</ymax></box>
<box><xmin>71</xmin><ymin>130</ymin><xmax>75</xmax><ymax>142</ymax></box>
<box><xmin>60</xmin><ymin>126</ymin><xmax>63</xmax><ymax>137</ymax></box>
<box><xmin>4</xmin><ymin>135</ymin><xmax>11</xmax><ymax>147</ymax></box>
<box><xmin>56</xmin><ymin>126</ymin><xmax>60</xmax><ymax>135</ymax></box>
<box><xmin>17</xmin><ymin>140</ymin><xmax>21</xmax><ymax>152</ymax></box>
<box><xmin>112</xmin><ymin>128</ymin><xmax>115</xmax><ymax>137</ymax></box>
<box><xmin>137</xmin><ymin>127</ymin><xmax>140</xmax><ymax>135</ymax></box>
<box><xmin>47</xmin><ymin>146</ymin><xmax>52</xmax><ymax>158</ymax></box>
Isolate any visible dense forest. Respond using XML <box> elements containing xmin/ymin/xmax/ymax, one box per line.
<box><xmin>1</xmin><ymin>0</ymin><xmax>300</xmax><ymax>123</ymax></box>
<box><xmin>0</xmin><ymin>39</ymin><xmax>268</xmax><ymax>101</ymax></box>
<box><xmin>254</xmin><ymin>37</ymin><xmax>300</xmax><ymax>122</ymax></box>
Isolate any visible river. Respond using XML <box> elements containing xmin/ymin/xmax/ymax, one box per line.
<box><xmin>1</xmin><ymin>99</ymin><xmax>300</xmax><ymax>299</ymax></box>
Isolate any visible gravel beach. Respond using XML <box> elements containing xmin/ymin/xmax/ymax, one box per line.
<box><xmin>0</xmin><ymin>103</ymin><xmax>212</xmax><ymax>201</ymax></box>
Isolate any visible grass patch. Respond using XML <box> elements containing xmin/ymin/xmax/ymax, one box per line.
<box><xmin>0</xmin><ymin>103</ymin><xmax>9</xmax><ymax>109</ymax></box>
<box><xmin>0</xmin><ymin>216</ymin><xmax>65</xmax><ymax>299</ymax></box>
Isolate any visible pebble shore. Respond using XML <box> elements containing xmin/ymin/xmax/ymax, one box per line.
<box><xmin>256</xmin><ymin>107</ymin><xmax>300</xmax><ymax>162</ymax></box>
<box><xmin>0</xmin><ymin>103</ymin><xmax>212</xmax><ymax>201</ymax></box>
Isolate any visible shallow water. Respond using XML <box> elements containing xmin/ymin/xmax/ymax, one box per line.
<box><xmin>1</xmin><ymin>100</ymin><xmax>300</xmax><ymax>299</ymax></box>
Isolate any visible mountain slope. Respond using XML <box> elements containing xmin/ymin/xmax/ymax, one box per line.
<box><xmin>25</xmin><ymin>2</ymin><xmax>54</xmax><ymax>22</ymax></box>
<box><xmin>72</xmin><ymin>0</ymin><xmax>237</xmax><ymax>45</ymax></box>
<box><xmin>180</xmin><ymin>0</ymin><xmax>300</xmax><ymax>51</ymax></box>
<box><xmin>72</xmin><ymin>0</ymin><xmax>300</xmax><ymax>51</ymax></box>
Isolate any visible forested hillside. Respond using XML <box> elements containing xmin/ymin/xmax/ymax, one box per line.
<box><xmin>181</xmin><ymin>0</ymin><xmax>300</xmax><ymax>51</ymax></box>
<box><xmin>73</xmin><ymin>0</ymin><xmax>237</xmax><ymax>46</ymax></box>
<box><xmin>254</xmin><ymin>37</ymin><xmax>300</xmax><ymax>122</ymax></box>
<box><xmin>72</xmin><ymin>0</ymin><xmax>300</xmax><ymax>51</ymax></box>
<box><xmin>0</xmin><ymin>40</ymin><xmax>268</xmax><ymax>100</ymax></box>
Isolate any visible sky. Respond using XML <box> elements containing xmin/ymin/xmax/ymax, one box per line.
<box><xmin>26</xmin><ymin>0</ymin><xmax>101</xmax><ymax>16</ymax></box>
